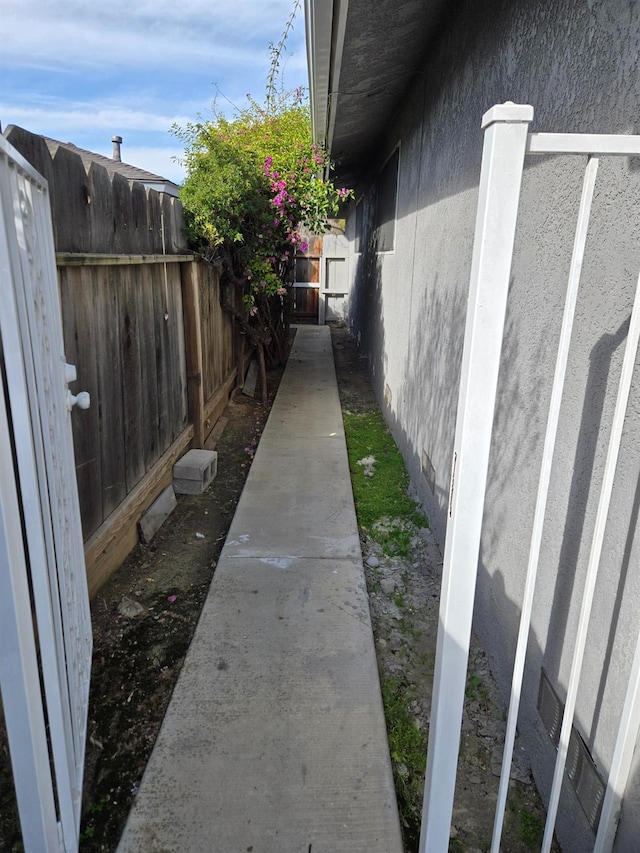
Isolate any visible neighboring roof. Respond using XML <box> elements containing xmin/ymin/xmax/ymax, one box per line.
<box><xmin>43</xmin><ymin>137</ymin><xmax>180</xmax><ymax>197</ymax></box>
<box><xmin>305</xmin><ymin>0</ymin><xmax>449</xmax><ymax>185</ymax></box>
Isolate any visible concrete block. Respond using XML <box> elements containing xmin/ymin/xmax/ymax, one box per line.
<box><xmin>139</xmin><ymin>485</ymin><xmax>177</xmax><ymax>543</ymax></box>
<box><xmin>173</xmin><ymin>449</ymin><xmax>218</xmax><ymax>495</ymax></box>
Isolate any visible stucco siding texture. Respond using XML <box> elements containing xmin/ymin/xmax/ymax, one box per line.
<box><xmin>346</xmin><ymin>0</ymin><xmax>640</xmax><ymax>850</ymax></box>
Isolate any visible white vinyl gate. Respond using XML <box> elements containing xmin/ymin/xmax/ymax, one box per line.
<box><xmin>420</xmin><ymin>104</ymin><xmax>640</xmax><ymax>852</ymax></box>
<box><xmin>0</xmin><ymin>135</ymin><xmax>92</xmax><ymax>851</ymax></box>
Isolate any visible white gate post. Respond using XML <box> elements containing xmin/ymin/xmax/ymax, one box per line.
<box><xmin>419</xmin><ymin>102</ymin><xmax>533</xmax><ymax>852</ymax></box>
<box><xmin>0</xmin><ymin>131</ymin><xmax>92</xmax><ymax>853</ymax></box>
<box><xmin>0</xmin><ymin>383</ymin><xmax>61</xmax><ymax>853</ymax></box>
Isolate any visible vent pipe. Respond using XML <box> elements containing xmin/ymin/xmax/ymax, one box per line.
<box><xmin>111</xmin><ymin>135</ymin><xmax>122</xmax><ymax>162</ymax></box>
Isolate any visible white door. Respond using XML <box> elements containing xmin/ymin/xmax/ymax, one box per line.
<box><xmin>324</xmin><ymin>257</ymin><xmax>348</xmax><ymax>323</ymax></box>
<box><xmin>0</xmin><ymin>135</ymin><xmax>92</xmax><ymax>851</ymax></box>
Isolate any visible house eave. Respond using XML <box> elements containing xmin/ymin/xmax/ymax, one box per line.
<box><xmin>304</xmin><ymin>0</ymin><xmax>335</xmax><ymax>148</ymax></box>
<box><xmin>305</xmin><ymin>0</ymin><xmax>450</xmax><ymax>186</ymax></box>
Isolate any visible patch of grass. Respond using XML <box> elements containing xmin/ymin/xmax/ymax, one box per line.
<box><xmin>343</xmin><ymin>410</ymin><xmax>426</xmax><ymax>554</ymax></box>
<box><xmin>506</xmin><ymin>788</ymin><xmax>547</xmax><ymax>849</ymax></box>
<box><xmin>380</xmin><ymin>675</ymin><xmax>427</xmax><ymax>844</ymax></box>
<box><xmin>398</xmin><ymin>616</ymin><xmax>421</xmax><ymax>642</ymax></box>
<box><xmin>418</xmin><ymin>651</ymin><xmax>435</xmax><ymax>670</ymax></box>
<box><xmin>520</xmin><ymin>809</ymin><xmax>543</xmax><ymax>847</ymax></box>
<box><xmin>393</xmin><ymin>592</ymin><xmax>406</xmax><ymax>609</ymax></box>
<box><xmin>465</xmin><ymin>670</ymin><xmax>490</xmax><ymax>714</ymax></box>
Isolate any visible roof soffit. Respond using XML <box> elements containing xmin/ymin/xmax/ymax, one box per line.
<box><xmin>307</xmin><ymin>0</ymin><xmax>449</xmax><ymax>184</ymax></box>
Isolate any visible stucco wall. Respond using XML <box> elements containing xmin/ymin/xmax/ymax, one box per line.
<box><xmin>346</xmin><ymin>0</ymin><xmax>640</xmax><ymax>849</ymax></box>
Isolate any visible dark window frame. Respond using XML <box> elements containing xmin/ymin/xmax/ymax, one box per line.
<box><xmin>354</xmin><ymin>197</ymin><xmax>364</xmax><ymax>254</ymax></box>
<box><xmin>375</xmin><ymin>145</ymin><xmax>400</xmax><ymax>253</ymax></box>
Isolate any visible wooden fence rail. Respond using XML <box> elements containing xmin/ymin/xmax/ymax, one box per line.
<box><xmin>5</xmin><ymin>125</ymin><xmax>247</xmax><ymax>594</ymax></box>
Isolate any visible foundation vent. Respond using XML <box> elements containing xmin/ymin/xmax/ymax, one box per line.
<box><xmin>538</xmin><ymin>670</ymin><xmax>605</xmax><ymax>832</ymax></box>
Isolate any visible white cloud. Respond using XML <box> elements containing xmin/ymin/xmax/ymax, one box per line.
<box><xmin>1</xmin><ymin>0</ymin><xmax>307</xmax><ymax>73</ymax></box>
<box><xmin>0</xmin><ymin>98</ymin><xmax>192</xmax><ymax>136</ymax></box>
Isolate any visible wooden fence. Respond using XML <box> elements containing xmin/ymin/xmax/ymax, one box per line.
<box><xmin>5</xmin><ymin>125</ymin><xmax>247</xmax><ymax>595</ymax></box>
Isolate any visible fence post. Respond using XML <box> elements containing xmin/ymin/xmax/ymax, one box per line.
<box><xmin>419</xmin><ymin>102</ymin><xmax>533</xmax><ymax>852</ymax></box>
<box><xmin>181</xmin><ymin>259</ymin><xmax>206</xmax><ymax>448</ymax></box>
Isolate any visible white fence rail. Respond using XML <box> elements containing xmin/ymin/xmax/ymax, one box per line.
<box><xmin>0</xmin><ymin>135</ymin><xmax>92</xmax><ymax>851</ymax></box>
<box><xmin>420</xmin><ymin>104</ymin><xmax>640</xmax><ymax>852</ymax></box>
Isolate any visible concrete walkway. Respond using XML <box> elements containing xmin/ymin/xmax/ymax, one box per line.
<box><xmin>117</xmin><ymin>326</ymin><xmax>403</xmax><ymax>853</ymax></box>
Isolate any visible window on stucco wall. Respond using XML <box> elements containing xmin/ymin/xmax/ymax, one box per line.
<box><xmin>376</xmin><ymin>146</ymin><xmax>399</xmax><ymax>252</ymax></box>
<box><xmin>355</xmin><ymin>197</ymin><xmax>363</xmax><ymax>254</ymax></box>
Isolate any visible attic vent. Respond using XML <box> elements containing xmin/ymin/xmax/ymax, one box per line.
<box><xmin>538</xmin><ymin>669</ymin><xmax>606</xmax><ymax>831</ymax></box>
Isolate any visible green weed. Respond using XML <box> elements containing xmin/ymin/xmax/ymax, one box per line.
<box><xmin>380</xmin><ymin>676</ymin><xmax>427</xmax><ymax>838</ymax></box>
<box><xmin>342</xmin><ymin>410</ymin><xmax>426</xmax><ymax>554</ymax></box>
<box><xmin>465</xmin><ymin>674</ymin><xmax>489</xmax><ymax>708</ymax></box>
<box><xmin>520</xmin><ymin>809</ymin><xmax>543</xmax><ymax>847</ymax></box>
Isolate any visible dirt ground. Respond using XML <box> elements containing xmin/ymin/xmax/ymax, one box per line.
<box><xmin>1</xmin><ymin>325</ymin><xmax>557</xmax><ymax>853</ymax></box>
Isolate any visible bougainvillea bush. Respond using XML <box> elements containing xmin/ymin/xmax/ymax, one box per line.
<box><xmin>173</xmin><ymin>84</ymin><xmax>351</xmax><ymax>400</ymax></box>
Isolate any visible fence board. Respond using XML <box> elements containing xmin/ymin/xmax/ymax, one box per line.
<box><xmin>147</xmin><ymin>189</ymin><xmax>164</xmax><ymax>254</ymax></box>
<box><xmin>169</xmin><ymin>196</ymin><xmax>187</xmax><ymax>252</ymax></box>
<box><xmin>200</xmin><ymin>270</ymin><xmax>214</xmax><ymax>402</ymax></box>
<box><xmin>138</xmin><ymin>263</ymin><xmax>161</xmax><ymax>470</ymax></box>
<box><xmin>200</xmin><ymin>264</ymin><xmax>236</xmax><ymax>401</ymax></box>
<box><xmin>86</xmin><ymin>162</ymin><xmax>115</xmax><ymax>254</ymax></box>
<box><xmin>121</xmin><ymin>274</ymin><xmax>146</xmax><ymax>491</ymax></box>
<box><xmin>59</xmin><ymin>265</ymin><xmax>103</xmax><ymax>537</ymax></box>
<box><xmin>152</xmin><ymin>271</ymin><xmax>173</xmax><ymax>456</ymax></box>
<box><xmin>182</xmin><ymin>261</ymin><xmax>205</xmax><ymax>447</ymax></box>
<box><xmin>167</xmin><ymin>265</ymin><xmax>188</xmax><ymax>441</ymax></box>
<box><xmin>97</xmin><ymin>266</ymin><xmax>127</xmax><ymax>517</ymax></box>
<box><xmin>51</xmin><ymin>146</ymin><xmax>91</xmax><ymax>253</ymax></box>
<box><xmin>4</xmin><ymin>125</ymin><xmax>55</xmax><ymax>189</ymax></box>
<box><xmin>130</xmin><ymin>181</ymin><xmax>149</xmax><ymax>254</ymax></box>
<box><xmin>112</xmin><ymin>173</ymin><xmax>133</xmax><ymax>255</ymax></box>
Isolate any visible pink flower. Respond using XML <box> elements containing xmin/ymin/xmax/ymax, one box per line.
<box><xmin>277</xmin><ymin>287</ymin><xmax>286</xmax><ymax>295</ymax></box>
<box><xmin>250</xmin><ymin>306</ymin><xmax>258</xmax><ymax>316</ymax></box>
<box><xmin>300</xmin><ymin>241</ymin><xmax>309</xmax><ymax>252</ymax></box>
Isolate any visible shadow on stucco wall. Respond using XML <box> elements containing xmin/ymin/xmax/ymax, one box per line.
<box><xmin>590</xmin><ymin>454</ymin><xmax>640</xmax><ymax>741</ymax></box>
<box><xmin>545</xmin><ymin>318</ymin><xmax>630</xmax><ymax>692</ymax></box>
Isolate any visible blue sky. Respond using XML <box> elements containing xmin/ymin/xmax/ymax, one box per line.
<box><xmin>0</xmin><ymin>0</ymin><xmax>308</xmax><ymax>184</ymax></box>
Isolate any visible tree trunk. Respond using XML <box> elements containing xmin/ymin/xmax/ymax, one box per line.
<box><xmin>257</xmin><ymin>341</ymin><xmax>268</xmax><ymax>405</ymax></box>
